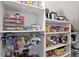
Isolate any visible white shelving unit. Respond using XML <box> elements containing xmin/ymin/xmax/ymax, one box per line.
<box><xmin>0</xmin><ymin>1</ymin><xmax>72</xmax><ymax>57</ymax></box>
<box><xmin>0</xmin><ymin>1</ymin><xmax>45</xmax><ymax>57</ymax></box>
<box><xmin>44</xmin><ymin>18</ymin><xmax>71</xmax><ymax>57</ymax></box>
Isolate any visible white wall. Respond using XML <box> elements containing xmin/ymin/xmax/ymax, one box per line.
<box><xmin>45</xmin><ymin>1</ymin><xmax>79</xmax><ymax>31</ymax></box>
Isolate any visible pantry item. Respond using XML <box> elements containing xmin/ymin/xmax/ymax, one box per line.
<box><xmin>46</xmin><ymin>40</ymin><xmax>54</xmax><ymax>47</ymax></box>
<box><xmin>59</xmin><ymin>34</ymin><xmax>64</xmax><ymax>42</ymax></box>
<box><xmin>14</xmin><ymin>51</ymin><xmax>19</xmax><ymax>57</ymax></box>
<box><xmin>56</xmin><ymin>16</ymin><xmax>65</xmax><ymax>21</ymax></box>
<box><xmin>46</xmin><ymin>50</ymin><xmax>52</xmax><ymax>57</ymax></box>
<box><xmin>56</xmin><ymin>37</ymin><xmax>60</xmax><ymax>44</ymax></box>
<box><xmin>50</xmin><ymin>26</ymin><xmax>56</xmax><ymax>32</ymax></box>
<box><xmin>55</xmin><ymin>25</ymin><xmax>62</xmax><ymax>32</ymax></box>
<box><xmin>54</xmin><ymin>47</ymin><xmax>65</xmax><ymax>56</ymax></box>
<box><xmin>16</xmin><ymin>12</ymin><xmax>20</xmax><ymax>20</ymax></box>
<box><xmin>17</xmin><ymin>1</ymin><xmax>28</xmax><ymax>4</ymax></box>
<box><xmin>59</xmin><ymin>35</ymin><xmax>62</xmax><ymax>43</ymax></box>
<box><xmin>63</xmin><ymin>27</ymin><xmax>69</xmax><ymax>32</ymax></box>
<box><xmin>7</xmin><ymin>36</ymin><xmax>16</xmax><ymax>49</ymax></box>
<box><xmin>32</xmin><ymin>1</ymin><xmax>42</xmax><ymax>8</ymax></box>
<box><xmin>20</xmin><ymin>16</ymin><xmax>24</xmax><ymax>23</ymax></box>
<box><xmin>46</xmin><ymin>36</ymin><xmax>55</xmax><ymax>47</ymax></box>
<box><xmin>16</xmin><ymin>27</ymin><xmax>24</xmax><ymax>30</ymax></box>
<box><xmin>21</xmin><ymin>37</ymin><xmax>26</xmax><ymax>45</ymax></box>
<box><xmin>50</xmin><ymin>11</ymin><xmax>57</xmax><ymax>19</ymax></box>
<box><xmin>19</xmin><ymin>49</ymin><xmax>39</xmax><ymax>57</ymax></box>
<box><xmin>46</xmin><ymin>51</ymin><xmax>49</xmax><ymax>57</ymax></box>
<box><xmin>30</xmin><ymin>34</ymin><xmax>41</xmax><ymax>46</ymax></box>
<box><xmin>28</xmin><ymin>1</ymin><xmax>33</xmax><ymax>7</ymax></box>
<box><xmin>4</xmin><ymin>12</ymin><xmax>24</xmax><ymax>31</ymax></box>
<box><xmin>20</xmin><ymin>1</ymin><xmax>24</xmax><ymax>3</ymax></box>
<box><xmin>45</xmin><ymin>8</ymin><xmax>50</xmax><ymax>19</ymax></box>
<box><xmin>46</xmin><ymin>24</ymin><xmax>50</xmax><ymax>32</ymax></box>
<box><xmin>71</xmin><ymin>25</ymin><xmax>75</xmax><ymax>32</ymax></box>
<box><xmin>31</xmin><ymin>24</ymin><xmax>40</xmax><ymax>30</ymax></box>
<box><xmin>51</xmin><ymin>36</ymin><xmax>56</xmax><ymax>45</ymax></box>
<box><xmin>5</xmin><ymin>13</ymin><xmax>14</xmax><ymax>19</ymax></box>
<box><xmin>31</xmin><ymin>37</ymin><xmax>41</xmax><ymax>46</ymax></box>
<box><xmin>16</xmin><ymin>37</ymin><xmax>26</xmax><ymax>48</ymax></box>
<box><xmin>7</xmin><ymin>45</ymin><xmax>14</xmax><ymax>51</ymax></box>
<box><xmin>5</xmin><ymin>51</ymin><xmax>12</xmax><ymax>57</ymax></box>
<box><xmin>62</xmin><ymin>36</ymin><xmax>68</xmax><ymax>44</ymax></box>
<box><xmin>46</xmin><ymin>50</ymin><xmax>55</xmax><ymax>57</ymax></box>
<box><xmin>46</xmin><ymin>36</ymin><xmax>52</xmax><ymax>47</ymax></box>
<box><xmin>16</xmin><ymin>1</ymin><xmax>21</xmax><ymax>3</ymax></box>
<box><xmin>19</xmin><ymin>49</ymin><xmax>30</xmax><ymax>57</ymax></box>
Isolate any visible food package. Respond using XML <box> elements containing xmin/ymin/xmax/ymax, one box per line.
<box><xmin>54</xmin><ymin>48</ymin><xmax>65</xmax><ymax>56</ymax></box>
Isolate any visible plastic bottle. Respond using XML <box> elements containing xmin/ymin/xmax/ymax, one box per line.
<box><xmin>16</xmin><ymin>12</ymin><xmax>20</xmax><ymax>20</ymax></box>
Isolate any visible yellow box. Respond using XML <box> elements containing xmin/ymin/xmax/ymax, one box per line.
<box><xmin>54</xmin><ymin>48</ymin><xmax>65</xmax><ymax>56</ymax></box>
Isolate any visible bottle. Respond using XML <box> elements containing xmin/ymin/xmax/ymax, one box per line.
<box><xmin>45</xmin><ymin>8</ymin><xmax>50</xmax><ymax>19</ymax></box>
<box><xmin>46</xmin><ymin>24</ymin><xmax>50</xmax><ymax>32</ymax></box>
<box><xmin>50</xmin><ymin>12</ymin><xmax>57</xmax><ymax>19</ymax></box>
<box><xmin>56</xmin><ymin>37</ymin><xmax>60</xmax><ymax>44</ymax></box>
<box><xmin>16</xmin><ymin>12</ymin><xmax>20</xmax><ymax>20</ymax></box>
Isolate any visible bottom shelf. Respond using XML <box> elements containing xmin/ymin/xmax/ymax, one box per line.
<box><xmin>49</xmin><ymin>52</ymin><xmax>71</xmax><ymax>57</ymax></box>
<box><xmin>46</xmin><ymin>43</ymin><xmax>71</xmax><ymax>57</ymax></box>
<box><xmin>2</xmin><ymin>32</ymin><xmax>44</xmax><ymax>57</ymax></box>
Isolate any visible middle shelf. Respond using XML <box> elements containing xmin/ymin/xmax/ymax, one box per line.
<box><xmin>45</xmin><ymin>43</ymin><xmax>70</xmax><ymax>51</ymax></box>
<box><xmin>0</xmin><ymin>30</ymin><xmax>44</xmax><ymax>33</ymax></box>
<box><xmin>46</xmin><ymin>32</ymin><xmax>70</xmax><ymax>34</ymax></box>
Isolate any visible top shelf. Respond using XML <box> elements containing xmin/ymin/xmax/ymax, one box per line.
<box><xmin>2</xmin><ymin>1</ymin><xmax>44</xmax><ymax>15</ymax></box>
<box><xmin>0</xmin><ymin>30</ymin><xmax>44</xmax><ymax>33</ymax></box>
<box><xmin>71</xmin><ymin>32</ymin><xmax>78</xmax><ymax>34</ymax></box>
<box><xmin>46</xmin><ymin>19</ymin><xmax>70</xmax><ymax>24</ymax></box>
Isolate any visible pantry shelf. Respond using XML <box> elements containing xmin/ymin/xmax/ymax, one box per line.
<box><xmin>0</xmin><ymin>30</ymin><xmax>44</xmax><ymax>33</ymax></box>
<box><xmin>14</xmin><ymin>46</ymin><xmax>33</xmax><ymax>52</ymax></box>
<box><xmin>2</xmin><ymin>1</ymin><xmax>44</xmax><ymax>15</ymax></box>
<box><xmin>45</xmin><ymin>11</ymin><xmax>71</xmax><ymax>56</ymax></box>
<box><xmin>71</xmin><ymin>32</ymin><xmax>77</xmax><ymax>34</ymax></box>
<box><xmin>46</xmin><ymin>19</ymin><xmax>70</xmax><ymax>24</ymax></box>
<box><xmin>50</xmin><ymin>52</ymin><xmax>71</xmax><ymax>57</ymax></box>
<box><xmin>45</xmin><ymin>43</ymin><xmax>70</xmax><ymax>51</ymax></box>
<box><xmin>46</xmin><ymin>32</ymin><xmax>70</xmax><ymax>34</ymax></box>
<box><xmin>0</xmin><ymin>1</ymin><xmax>72</xmax><ymax>57</ymax></box>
